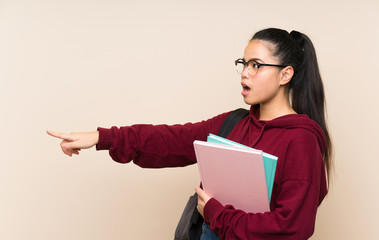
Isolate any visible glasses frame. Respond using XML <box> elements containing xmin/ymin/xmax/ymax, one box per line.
<box><xmin>234</xmin><ymin>58</ymin><xmax>288</xmax><ymax>75</ymax></box>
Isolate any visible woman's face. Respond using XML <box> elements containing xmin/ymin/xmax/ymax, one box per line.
<box><xmin>240</xmin><ymin>40</ymin><xmax>284</xmax><ymax>106</ymax></box>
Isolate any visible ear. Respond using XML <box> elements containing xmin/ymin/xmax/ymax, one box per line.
<box><xmin>279</xmin><ymin>66</ymin><xmax>294</xmax><ymax>86</ymax></box>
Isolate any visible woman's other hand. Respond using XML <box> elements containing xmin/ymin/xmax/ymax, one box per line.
<box><xmin>47</xmin><ymin>130</ymin><xmax>99</xmax><ymax>157</ymax></box>
<box><xmin>195</xmin><ymin>186</ymin><xmax>212</xmax><ymax>217</ymax></box>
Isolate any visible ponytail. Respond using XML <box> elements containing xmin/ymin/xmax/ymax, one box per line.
<box><xmin>252</xmin><ymin>28</ymin><xmax>333</xmax><ymax>184</ymax></box>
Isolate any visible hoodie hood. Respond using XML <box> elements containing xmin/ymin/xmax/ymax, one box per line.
<box><xmin>230</xmin><ymin>105</ymin><xmax>326</xmax><ymax>154</ymax></box>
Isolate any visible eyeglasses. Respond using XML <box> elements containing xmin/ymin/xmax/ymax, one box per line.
<box><xmin>234</xmin><ymin>58</ymin><xmax>287</xmax><ymax>76</ymax></box>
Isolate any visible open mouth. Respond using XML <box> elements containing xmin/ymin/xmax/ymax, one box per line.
<box><xmin>241</xmin><ymin>83</ymin><xmax>251</xmax><ymax>96</ymax></box>
<box><xmin>242</xmin><ymin>84</ymin><xmax>250</xmax><ymax>92</ymax></box>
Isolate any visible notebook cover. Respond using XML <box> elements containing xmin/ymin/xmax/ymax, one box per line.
<box><xmin>207</xmin><ymin>134</ymin><xmax>277</xmax><ymax>203</ymax></box>
<box><xmin>194</xmin><ymin>140</ymin><xmax>270</xmax><ymax>213</ymax></box>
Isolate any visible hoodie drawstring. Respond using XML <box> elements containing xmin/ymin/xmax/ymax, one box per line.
<box><xmin>251</xmin><ymin>123</ymin><xmax>267</xmax><ymax>148</ymax></box>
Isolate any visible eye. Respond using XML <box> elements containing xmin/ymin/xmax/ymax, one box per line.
<box><xmin>249</xmin><ymin>61</ymin><xmax>260</xmax><ymax>69</ymax></box>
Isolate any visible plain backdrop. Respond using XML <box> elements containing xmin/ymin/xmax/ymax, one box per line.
<box><xmin>1</xmin><ymin>0</ymin><xmax>378</xmax><ymax>239</ymax></box>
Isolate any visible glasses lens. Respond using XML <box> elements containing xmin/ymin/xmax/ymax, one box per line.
<box><xmin>235</xmin><ymin>61</ymin><xmax>245</xmax><ymax>74</ymax></box>
<box><xmin>247</xmin><ymin>60</ymin><xmax>259</xmax><ymax>76</ymax></box>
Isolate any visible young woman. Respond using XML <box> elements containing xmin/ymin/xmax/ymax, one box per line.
<box><xmin>48</xmin><ymin>28</ymin><xmax>332</xmax><ymax>239</ymax></box>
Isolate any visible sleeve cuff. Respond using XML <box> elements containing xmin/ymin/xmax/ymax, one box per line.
<box><xmin>96</xmin><ymin>127</ymin><xmax>114</xmax><ymax>150</ymax></box>
<box><xmin>203</xmin><ymin>198</ymin><xmax>225</xmax><ymax>224</ymax></box>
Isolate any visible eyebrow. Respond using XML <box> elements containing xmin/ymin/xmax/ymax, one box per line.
<box><xmin>244</xmin><ymin>57</ymin><xmax>264</xmax><ymax>63</ymax></box>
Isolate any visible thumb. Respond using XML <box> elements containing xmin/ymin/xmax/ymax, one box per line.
<box><xmin>195</xmin><ymin>186</ymin><xmax>205</xmax><ymax>198</ymax></box>
<box><xmin>195</xmin><ymin>186</ymin><xmax>212</xmax><ymax>201</ymax></box>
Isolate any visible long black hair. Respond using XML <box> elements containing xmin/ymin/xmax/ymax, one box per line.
<box><xmin>252</xmin><ymin>28</ymin><xmax>333</xmax><ymax>183</ymax></box>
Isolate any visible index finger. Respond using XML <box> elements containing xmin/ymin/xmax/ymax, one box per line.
<box><xmin>46</xmin><ymin>130</ymin><xmax>74</xmax><ymax>141</ymax></box>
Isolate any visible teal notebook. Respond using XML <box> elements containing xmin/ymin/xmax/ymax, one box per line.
<box><xmin>207</xmin><ymin>133</ymin><xmax>277</xmax><ymax>203</ymax></box>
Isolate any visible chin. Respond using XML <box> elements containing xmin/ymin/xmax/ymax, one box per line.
<box><xmin>242</xmin><ymin>97</ymin><xmax>258</xmax><ymax>106</ymax></box>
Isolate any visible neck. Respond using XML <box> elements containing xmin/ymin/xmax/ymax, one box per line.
<box><xmin>259</xmin><ymin>93</ymin><xmax>296</xmax><ymax>121</ymax></box>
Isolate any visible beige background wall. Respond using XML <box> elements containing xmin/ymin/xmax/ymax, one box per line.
<box><xmin>1</xmin><ymin>0</ymin><xmax>378</xmax><ymax>239</ymax></box>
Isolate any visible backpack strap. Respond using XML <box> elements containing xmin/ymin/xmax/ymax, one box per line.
<box><xmin>218</xmin><ymin>108</ymin><xmax>250</xmax><ymax>138</ymax></box>
<box><xmin>185</xmin><ymin>108</ymin><xmax>249</xmax><ymax>240</ymax></box>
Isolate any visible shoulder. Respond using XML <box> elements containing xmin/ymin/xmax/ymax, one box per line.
<box><xmin>289</xmin><ymin>128</ymin><xmax>319</xmax><ymax>146</ymax></box>
<box><xmin>271</xmin><ymin>114</ymin><xmax>326</xmax><ymax>153</ymax></box>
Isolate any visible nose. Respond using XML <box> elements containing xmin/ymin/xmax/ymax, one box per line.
<box><xmin>241</xmin><ymin>65</ymin><xmax>249</xmax><ymax>79</ymax></box>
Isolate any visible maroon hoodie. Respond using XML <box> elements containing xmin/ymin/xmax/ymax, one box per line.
<box><xmin>96</xmin><ymin>105</ymin><xmax>327</xmax><ymax>239</ymax></box>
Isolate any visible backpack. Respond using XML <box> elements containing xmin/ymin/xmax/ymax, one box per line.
<box><xmin>174</xmin><ymin>108</ymin><xmax>250</xmax><ymax>240</ymax></box>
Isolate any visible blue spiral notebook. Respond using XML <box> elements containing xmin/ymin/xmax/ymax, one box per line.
<box><xmin>207</xmin><ymin>134</ymin><xmax>277</xmax><ymax>203</ymax></box>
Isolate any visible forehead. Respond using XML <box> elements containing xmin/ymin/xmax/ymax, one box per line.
<box><xmin>243</xmin><ymin>40</ymin><xmax>277</xmax><ymax>62</ymax></box>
